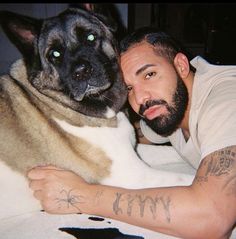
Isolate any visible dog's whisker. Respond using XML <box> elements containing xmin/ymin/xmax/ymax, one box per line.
<box><xmin>100</xmin><ymin>94</ymin><xmax>114</xmax><ymax>104</ymax></box>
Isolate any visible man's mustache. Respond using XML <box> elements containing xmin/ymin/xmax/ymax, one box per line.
<box><xmin>139</xmin><ymin>99</ymin><xmax>168</xmax><ymax>116</ymax></box>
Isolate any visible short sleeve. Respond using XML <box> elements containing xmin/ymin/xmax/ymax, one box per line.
<box><xmin>197</xmin><ymin>80</ymin><xmax>236</xmax><ymax>159</ymax></box>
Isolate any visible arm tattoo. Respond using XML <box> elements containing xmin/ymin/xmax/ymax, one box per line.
<box><xmin>55</xmin><ymin>189</ymin><xmax>85</xmax><ymax>212</ymax></box>
<box><xmin>195</xmin><ymin>146</ymin><xmax>236</xmax><ymax>197</ymax></box>
<box><xmin>113</xmin><ymin>193</ymin><xmax>171</xmax><ymax>223</ymax></box>
<box><xmin>94</xmin><ymin>190</ymin><xmax>104</xmax><ymax>206</ymax></box>
<box><xmin>196</xmin><ymin>147</ymin><xmax>236</xmax><ymax>184</ymax></box>
<box><xmin>160</xmin><ymin>196</ymin><xmax>171</xmax><ymax>223</ymax></box>
<box><xmin>113</xmin><ymin>192</ymin><xmax>123</xmax><ymax>215</ymax></box>
<box><xmin>205</xmin><ymin>150</ymin><xmax>234</xmax><ymax>176</ymax></box>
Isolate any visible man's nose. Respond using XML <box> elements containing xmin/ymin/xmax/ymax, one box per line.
<box><xmin>133</xmin><ymin>85</ymin><xmax>151</xmax><ymax>105</ymax></box>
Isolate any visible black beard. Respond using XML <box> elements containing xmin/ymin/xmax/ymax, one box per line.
<box><xmin>140</xmin><ymin>74</ymin><xmax>188</xmax><ymax>137</ymax></box>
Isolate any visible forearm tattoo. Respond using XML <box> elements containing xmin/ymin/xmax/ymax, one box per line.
<box><xmin>55</xmin><ymin>189</ymin><xmax>85</xmax><ymax>212</ymax></box>
<box><xmin>195</xmin><ymin>146</ymin><xmax>236</xmax><ymax>196</ymax></box>
<box><xmin>113</xmin><ymin>192</ymin><xmax>171</xmax><ymax>223</ymax></box>
<box><xmin>94</xmin><ymin>190</ymin><xmax>104</xmax><ymax>206</ymax></box>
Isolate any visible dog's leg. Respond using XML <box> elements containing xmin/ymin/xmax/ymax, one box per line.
<box><xmin>55</xmin><ymin>112</ymin><xmax>195</xmax><ymax>189</ymax></box>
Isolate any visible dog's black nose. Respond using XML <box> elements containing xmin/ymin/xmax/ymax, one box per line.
<box><xmin>73</xmin><ymin>61</ymin><xmax>92</xmax><ymax>81</ymax></box>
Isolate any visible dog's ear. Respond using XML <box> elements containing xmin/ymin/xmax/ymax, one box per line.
<box><xmin>93</xmin><ymin>12</ymin><xmax>118</xmax><ymax>33</ymax></box>
<box><xmin>0</xmin><ymin>11</ymin><xmax>42</xmax><ymax>57</ymax></box>
<box><xmin>70</xmin><ymin>3</ymin><xmax>118</xmax><ymax>33</ymax></box>
<box><xmin>82</xmin><ymin>3</ymin><xmax>127</xmax><ymax>40</ymax></box>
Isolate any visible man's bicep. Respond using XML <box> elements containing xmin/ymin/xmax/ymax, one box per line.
<box><xmin>194</xmin><ymin>145</ymin><xmax>236</xmax><ymax>193</ymax></box>
<box><xmin>193</xmin><ymin>145</ymin><xmax>236</xmax><ymax>230</ymax></box>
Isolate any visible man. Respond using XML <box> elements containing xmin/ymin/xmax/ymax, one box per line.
<box><xmin>27</xmin><ymin>27</ymin><xmax>236</xmax><ymax>239</ymax></box>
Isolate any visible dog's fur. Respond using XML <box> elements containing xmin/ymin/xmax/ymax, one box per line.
<box><xmin>0</xmin><ymin>8</ymin><xmax>127</xmax><ymax>182</ymax></box>
<box><xmin>0</xmin><ymin>8</ymin><xmax>194</xmax><ymax>218</ymax></box>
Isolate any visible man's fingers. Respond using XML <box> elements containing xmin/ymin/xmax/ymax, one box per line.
<box><xmin>27</xmin><ymin>167</ymin><xmax>47</xmax><ymax>180</ymax></box>
<box><xmin>36</xmin><ymin>165</ymin><xmax>64</xmax><ymax>170</ymax></box>
<box><xmin>29</xmin><ymin>179</ymin><xmax>43</xmax><ymax>191</ymax></box>
<box><xmin>27</xmin><ymin>165</ymin><xmax>64</xmax><ymax>180</ymax></box>
<box><xmin>33</xmin><ymin>190</ymin><xmax>43</xmax><ymax>200</ymax></box>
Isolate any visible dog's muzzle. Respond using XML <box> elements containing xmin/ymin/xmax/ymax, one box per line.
<box><xmin>73</xmin><ymin>60</ymin><xmax>92</xmax><ymax>81</ymax></box>
<box><xmin>70</xmin><ymin>59</ymin><xmax>111</xmax><ymax>102</ymax></box>
<box><xmin>73</xmin><ymin>82</ymin><xmax>111</xmax><ymax>101</ymax></box>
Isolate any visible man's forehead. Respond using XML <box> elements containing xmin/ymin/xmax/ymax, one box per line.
<box><xmin>121</xmin><ymin>42</ymin><xmax>158</xmax><ymax>68</ymax></box>
<box><xmin>123</xmin><ymin>41</ymin><xmax>154</xmax><ymax>55</ymax></box>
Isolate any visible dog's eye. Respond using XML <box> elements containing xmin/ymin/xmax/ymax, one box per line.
<box><xmin>49</xmin><ymin>50</ymin><xmax>62</xmax><ymax>59</ymax></box>
<box><xmin>87</xmin><ymin>34</ymin><xmax>96</xmax><ymax>42</ymax></box>
<box><xmin>52</xmin><ymin>50</ymin><xmax>61</xmax><ymax>58</ymax></box>
<box><xmin>48</xmin><ymin>49</ymin><xmax>63</xmax><ymax>65</ymax></box>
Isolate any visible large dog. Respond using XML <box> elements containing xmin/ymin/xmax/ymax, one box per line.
<box><xmin>0</xmin><ymin>8</ymin><xmax>194</xmax><ymax>221</ymax></box>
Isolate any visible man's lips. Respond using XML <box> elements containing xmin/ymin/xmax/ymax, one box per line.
<box><xmin>143</xmin><ymin>105</ymin><xmax>168</xmax><ymax>120</ymax></box>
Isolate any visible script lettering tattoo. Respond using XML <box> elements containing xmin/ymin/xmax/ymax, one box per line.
<box><xmin>138</xmin><ymin>195</ymin><xmax>152</xmax><ymax>218</ymax></box>
<box><xmin>196</xmin><ymin>146</ymin><xmax>236</xmax><ymax>198</ymax></box>
<box><xmin>127</xmin><ymin>194</ymin><xmax>136</xmax><ymax>216</ymax></box>
<box><xmin>113</xmin><ymin>192</ymin><xmax>123</xmax><ymax>215</ymax></box>
<box><xmin>196</xmin><ymin>147</ymin><xmax>236</xmax><ymax>185</ymax></box>
<box><xmin>94</xmin><ymin>190</ymin><xmax>104</xmax><ymax>206</ymax></box>
<box><xmin>195</xmin><ymin>175</ymin><xmax>208</xmax><ymax>184</ymax></box>
<box><xmin>55</xmin><ymin>189</ymin><xmax>85</xmax><ymax>212</ymax></box>
<box><xmin>113</xmin><ymin>193</ymin><xmax>171</xmax><ymax>222</ymax></box>
<box><xmin>206</xmin><ymin>156</ymin><xmax>233</xmax><ymax>177</ymax></box>
<box><xmin>160</xmin><ymin>196</ymin><xmax>171</xmax><ymax>223</ymax></box>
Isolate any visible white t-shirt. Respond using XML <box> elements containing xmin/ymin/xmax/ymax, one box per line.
<box><xmin>140</xmin><ymin>56</ymin><xmax>236</xmax><ymax>169</ymax></box>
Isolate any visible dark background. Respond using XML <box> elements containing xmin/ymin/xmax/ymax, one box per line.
<box><xmin>1</xmin><ymin>3</ymin><xmax>236</xmax><ymax>74</ymax></box>
<box><xmin>129</xmin><ymin>3</ymin><xmax>236</xmax><ymax>65</ymax></box>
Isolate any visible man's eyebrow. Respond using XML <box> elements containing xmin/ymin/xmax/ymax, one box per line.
<box><xmin>136</xmin><ymin>64</ymin><xmax>156</xmax><ymax>76</ymax></box>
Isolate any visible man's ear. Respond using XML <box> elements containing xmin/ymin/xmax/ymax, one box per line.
<box><xmin>174</xmin><ymin>53</ymin><xmax>190</xmax><ymax>78</ymax></box>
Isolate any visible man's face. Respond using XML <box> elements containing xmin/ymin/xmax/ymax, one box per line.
<box><xmin>120</xmin><ymin>42</ymin><xmax>188</xmax><ymax>136</ymax></box>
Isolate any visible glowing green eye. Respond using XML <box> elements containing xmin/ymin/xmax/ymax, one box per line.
<box><xmin>87</xmin><ymin>34</ymin><xmax>95</xmax><ymax>41</ymax></box>
<box><xmin>52</xmin><ymin>50</ymin><xmax>61</xmax><ymax>58</ymax></box>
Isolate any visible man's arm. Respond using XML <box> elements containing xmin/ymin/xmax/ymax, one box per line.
<box><xmin>27</xmin><ymin>146</ymin><xmax>236</xmax><ymax>239</ymax></box>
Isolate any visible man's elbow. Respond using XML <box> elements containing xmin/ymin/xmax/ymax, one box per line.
<box><xmin>198</xmin><ymin>213</ymin><xmax>234</xmax><ymax>239</ymax></box>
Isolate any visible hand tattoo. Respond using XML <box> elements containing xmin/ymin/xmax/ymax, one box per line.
<box><xmin>55</xmin><ymin>189</ymin><xmax>85</xmax><ymax>212</ymax></box>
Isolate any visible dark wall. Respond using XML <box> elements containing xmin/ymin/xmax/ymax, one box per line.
<box><xmin>128</xmin><ymin>3</ymin><xmax>236</xmax><ymax>65</ymax></box>
<box><xmin>2</xmin><ymin>3</ymin><xmax>236</xmax><ymax>75</ymax></box>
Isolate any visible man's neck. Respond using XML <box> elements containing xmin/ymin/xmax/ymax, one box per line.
<box><xmin>179</xmin><ymin>71</ymin><xmax>194</xmax><ymax>140</ymax></box>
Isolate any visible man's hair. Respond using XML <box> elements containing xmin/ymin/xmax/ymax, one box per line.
<box><xmin>120</xmin><ymin>26</ymin><xmax>194</xmax><ymax>67</ymax></box>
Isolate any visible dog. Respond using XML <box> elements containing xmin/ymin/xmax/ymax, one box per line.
<box><xmin>0</xmin><ymin>8</ymin><xmax>195</xmax><ymax>220</ymax></box>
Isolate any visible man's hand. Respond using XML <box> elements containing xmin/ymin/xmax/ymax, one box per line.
<box><xmin>27</xmin><ymin>166</ymin><xmax>91</xmax><ymax>214</ymax></box>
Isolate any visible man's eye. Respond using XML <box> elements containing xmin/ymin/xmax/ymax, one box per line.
<box><xmin>145</xmin><ymin>72</ymin><xmax>156</xmax><ymax>79</ymax></box>
<box><xmin>127</xmin><ymin>85</ymin><xmax>133</xmax><ymax>92</ymax></box>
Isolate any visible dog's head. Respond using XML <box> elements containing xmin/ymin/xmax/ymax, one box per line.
<box><xmin>0</xmin><ymin>8</ymin><xmax>127</xmax><ymax>118</ymax></box>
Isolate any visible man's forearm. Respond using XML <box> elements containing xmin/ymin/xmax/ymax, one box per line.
<box><xmin>83</xmin><ymin>184</ymin><xmax>217</xmax><ymax>239</ymax></box>
<box><xmin>27</xmin><ymin>153</ymin><xmax>236</xmax><ymax>239</ymax></box>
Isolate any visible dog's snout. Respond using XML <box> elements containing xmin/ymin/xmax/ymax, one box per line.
<box><xmin>73</xmin><ymin>61</ymin><xmax>92</xmax><ymax>81</ymax></box>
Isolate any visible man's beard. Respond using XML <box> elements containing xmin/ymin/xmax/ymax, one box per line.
<box><xmin>139</xmin><ymin>74</ymin><xmax>188</xmax><ymax>137</ymax></box>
